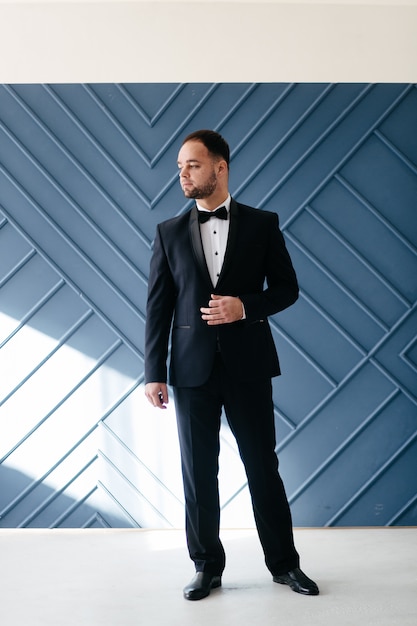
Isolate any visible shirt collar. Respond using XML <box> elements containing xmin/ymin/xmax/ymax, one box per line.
<box><xmin>196</xmin><ymin>194</ymin><xmax>231</xmax><ymax>214</ymax></box>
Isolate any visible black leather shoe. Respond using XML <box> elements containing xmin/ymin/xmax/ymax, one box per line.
<box><xmin>183</xmin><ymin>572</ymin><xmax>222</xmax><ymax>601</ymax></box>
<box><xmin>273</xmin><ymin>568</ymin><xmax>319</xmax><ymax>596</ymax></box>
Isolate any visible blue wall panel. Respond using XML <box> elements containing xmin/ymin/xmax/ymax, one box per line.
<box><xmin>0</xmin><ymin>83</ymin><xmax>416</xmax><ymax>528</ymax></box>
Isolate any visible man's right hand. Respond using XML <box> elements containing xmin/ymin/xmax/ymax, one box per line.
<box><xmin>145</xmin><ymin>382</ymin><xmax>169</xmax><ymax>409</ymax></box>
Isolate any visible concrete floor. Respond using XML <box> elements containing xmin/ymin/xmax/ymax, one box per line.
<box><xmin>1</xmin><ymin>528</ymin><xmax>416</xmax><ymax>626</ymax></box>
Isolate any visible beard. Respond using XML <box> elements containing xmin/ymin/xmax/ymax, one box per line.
<box><xmin>182</xmin><ymin>171</ymin><xmax>217</xmax><ymax>199</ymax></box>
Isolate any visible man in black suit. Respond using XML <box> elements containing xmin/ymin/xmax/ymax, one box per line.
<box><xmin>145</xmin><ymin>130</ymin><xmax>318</xmax><ymax>600</ymax></box>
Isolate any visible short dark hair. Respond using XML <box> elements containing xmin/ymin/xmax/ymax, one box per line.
<box><xmin>182</xmin><ymin>129</ymin><xmax>230</xmax><ymax>167</ymax></box>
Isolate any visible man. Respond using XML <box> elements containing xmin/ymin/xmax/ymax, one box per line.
<box><xmin>145</xmin><ymin>130</ymin><xmax>319</xmax><ymax>600</ymax></box>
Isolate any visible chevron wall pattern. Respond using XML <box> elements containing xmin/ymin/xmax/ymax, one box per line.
<box><xmin>0</xmin><ymin>83</ymin><xmax>416</xmax><ymax>528</ymax></box>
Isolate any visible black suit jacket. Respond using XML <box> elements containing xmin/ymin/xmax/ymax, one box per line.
<box><xmin>145</xmin><ymin>199</ymin><xmax>298</xmax><ymax>387</ymax></box>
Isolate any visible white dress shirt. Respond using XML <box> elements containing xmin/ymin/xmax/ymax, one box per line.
<box><xmin>197</xmin><ymin>195</ymin><xmax>231</xmax><ymax>287</ymax></box>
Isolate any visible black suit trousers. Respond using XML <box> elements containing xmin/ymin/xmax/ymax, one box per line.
<box><xmin>173</xmin><ymin>353</ymin><xmax>300</xmax><ymax>576</ymax></box>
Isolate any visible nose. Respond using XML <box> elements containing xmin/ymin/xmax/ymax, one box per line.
<box><xmin>179</xmin><ymin>164</ymin><xmax>191</xmax><ymax>178</ymax></box>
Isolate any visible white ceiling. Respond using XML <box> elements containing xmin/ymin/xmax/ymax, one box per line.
<box><xmin>0</xmin><ymin>2</ymin><xmax>416</xmax><ymax>82</ymax></box>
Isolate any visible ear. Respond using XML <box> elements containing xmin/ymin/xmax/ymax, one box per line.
<box><xmin>217</xmin><ymin>159</ymin><xmax>228</xmax><ymax>177</ymax></box>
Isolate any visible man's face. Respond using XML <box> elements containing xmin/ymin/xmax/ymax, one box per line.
<box><xmin>177</xmin><ymin>140</ymin><xmax>218</xmax><ymax>199</ymax></box>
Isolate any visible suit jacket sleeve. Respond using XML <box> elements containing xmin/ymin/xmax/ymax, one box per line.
<box><xmin>238</xmin><ymin>211</ymin><xmax>298</xmax><ymax>321</ymax></box>
<box><xmin>144</xmin><ymin>224</ymin><xmax>176</xmax><ymax>384</ymax></box>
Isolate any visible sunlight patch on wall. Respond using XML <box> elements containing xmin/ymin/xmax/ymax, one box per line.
<box><xmin>0</xmin><ymin>311</ymin><xmax>137</xmax><ymax>504</ymax></box>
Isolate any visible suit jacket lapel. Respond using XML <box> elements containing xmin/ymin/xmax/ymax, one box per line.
<box><xmin>189</xmin><ymin>205</ymin><xmax>213</xmax><ymax>286</ymax></box>
<box><xmin>216</xmin><ymin>198</ymin><xmax>239</xmax><ymax>288</ymax></box>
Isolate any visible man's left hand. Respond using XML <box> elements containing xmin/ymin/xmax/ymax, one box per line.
<box><xmin>200</xmin><ymin>294</ymin><xmax>244</xmax><ymax>325</ymax></box>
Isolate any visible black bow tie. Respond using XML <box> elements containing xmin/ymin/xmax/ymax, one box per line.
<box><xmin>198</xmin><ymin>206</ymin><xmax>228</xmax><ymax>223</ymax></box>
